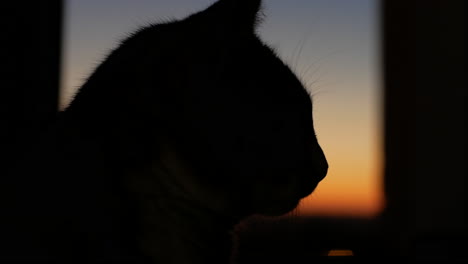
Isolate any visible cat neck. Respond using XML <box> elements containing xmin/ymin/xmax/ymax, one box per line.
<box><xmin>131</xmin><ymin>164</ymin><xmax>240</xmax><ymax>264</ymax></box>
<box><xmin>139</xmin><ymin>196</ymin><xmax>237</xmax><ymax>263</ymax></box>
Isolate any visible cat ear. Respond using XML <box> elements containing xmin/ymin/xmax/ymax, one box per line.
<box><xmin>197</xmin><ymin>0</ymin><xmax>263</xmax><ymax>31</ymax></box>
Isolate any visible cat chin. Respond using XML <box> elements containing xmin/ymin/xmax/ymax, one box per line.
<box><xmin>297</xmin><ymin>182</ymin><xmax>319</xmax><ymax>200</ymax></box>
<box><xmin>256</xmin><ymin>198</ymin><xmax>301</xmax><ymax>217</ymax></box>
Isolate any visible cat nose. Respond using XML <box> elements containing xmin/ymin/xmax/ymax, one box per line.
<box><xmin>313</xmin><ymin>146</ymin><xmax>328</xmax><ymax>182</ymax></box>
<box><xmin>317</xmin><ymin>157</ymin><xmax>328</xmax><ymax>182</ymax></box>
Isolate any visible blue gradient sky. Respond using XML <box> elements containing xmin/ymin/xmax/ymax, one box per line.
<box><xmin>61</xmin><ymin>0</ymin><xmax>382</xmax><ymax>217</ymax></box>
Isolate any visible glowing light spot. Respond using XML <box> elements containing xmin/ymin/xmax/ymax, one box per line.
<box><xmin>327</xmin><ymin>249</ymin><xmax>354</xmax><ymax>256</ymax></box>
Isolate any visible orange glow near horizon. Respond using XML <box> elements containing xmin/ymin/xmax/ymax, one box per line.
<box><xmin>297</xmin><ymin>164</ymin><xmax>384</xmax><ymax>217</ymax></box>
<box><xmin>295</xmin><ymin>113</ymin><xmax>384</xmax><ymax>218</ymax></box>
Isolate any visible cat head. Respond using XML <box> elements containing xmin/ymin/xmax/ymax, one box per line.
<box><xmin>70</xmin><ymin>0</ymin><xmax>328</xmax><ymax>217</ymax></box>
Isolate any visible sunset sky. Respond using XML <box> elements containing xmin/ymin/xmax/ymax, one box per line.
<box><xmin>60</xmin><ymin>0</ymin><xmax>383</xmax><ymax>218</ymax></box>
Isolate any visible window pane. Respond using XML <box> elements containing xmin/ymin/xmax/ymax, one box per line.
<box><xmin>61</xmin><ymin>0</ymin><xmax>383</xmax><ymax>218</ymax></box>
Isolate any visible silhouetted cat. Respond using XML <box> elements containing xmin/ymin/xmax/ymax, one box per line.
<box><xmin>1</xmin><ymin>0</ymin><xmax>327</xmax><ymax>263</ymax></box>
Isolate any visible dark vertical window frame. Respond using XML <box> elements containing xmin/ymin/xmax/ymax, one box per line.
<box><xmin>382</xmin><ymin>0</ymin><xmax>466</xmax><ymax>259</ymax></box>
<box><xmin>1</xmin><ymin>1</ymin><xmax>63</xmax><ymax>168</ymax></box>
